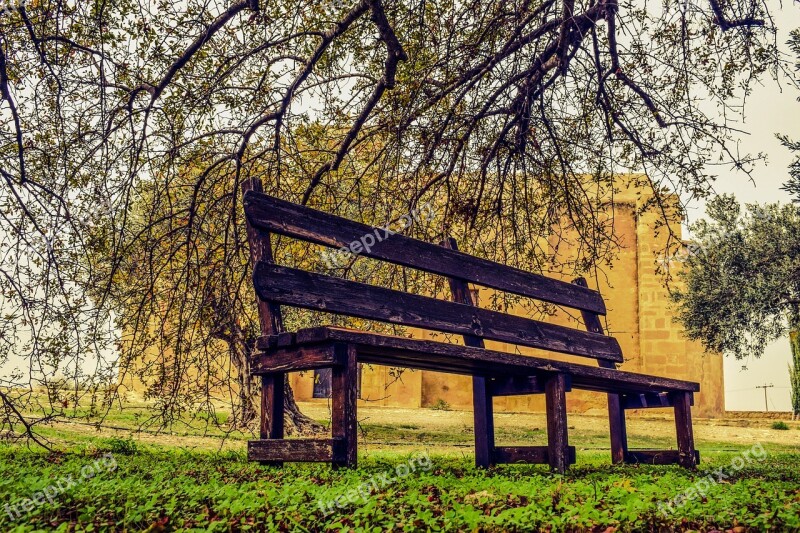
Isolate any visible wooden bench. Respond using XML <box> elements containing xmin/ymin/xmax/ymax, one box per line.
<box><xmin>242</xmin><ymin>182</ymin><xmax>699</xmax><ymax>473</ymax></box>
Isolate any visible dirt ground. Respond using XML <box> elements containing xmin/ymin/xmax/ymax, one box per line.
<box><xmin>299</xmin><ymin>402</ymin><xmax>800</xmax><ymax>448</ymax></box>
<box><xmin>30</xmin><ymin>401</ymin><xmax>799</xmax><ymax>453</ymax></box>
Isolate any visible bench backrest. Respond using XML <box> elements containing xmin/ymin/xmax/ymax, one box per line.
<box><xmin>243</xmin><ymin>190</ymin><xmax>622</xmax><ymax>364</ymax></box>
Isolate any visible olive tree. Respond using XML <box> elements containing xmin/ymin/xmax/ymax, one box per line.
<box><xmin>672</xmin><ymin>195</ymin><xmax>800</xmax><ymax>417</ymax></box>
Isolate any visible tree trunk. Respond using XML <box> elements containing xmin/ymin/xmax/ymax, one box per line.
<box><xmin>209</xmin><ymin>302</ymin><xmax>322</xmax><ymax>433</ymax></box>
<box><xmin>226</xmin><ymin>330</ymin><xmax>324</xmax><ymax>434</ymax></box>
<box><xmin>790</xmin><ymin>329</ymin><xmax>800</xmax><ymax>419</ymax></box>
<box><xmin>283</xmin><ymin>376</ymin><xmax>326</xmax><ymax>435</ymax></box>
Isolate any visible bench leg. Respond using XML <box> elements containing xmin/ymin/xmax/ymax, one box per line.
<box><xmin>259</xmin><ymin>374</ymin><xmax>285</xmax><ymax>466</ymax></box>
<box><xmin>606</xmin><ymin>393</ymin><xmax>628</xmax><ymax>464</ymax></box>
<box><xmin>545</xmin><ymin>373</ymin><xmax>570</xmax><ymax>473</ymax></box>
<box><xmin>472</xmin><ymin>376</ymin><xmax>495</xmax><ymax>468</ymax></box>
<box><xmin>672</xmin><ymin>391</ymin><xmax>697</xmax><ymax>469</ymax></box>
<box><xmin>331</xmin><ymin>344</ymin><xmax>358</xmax><ymax>468</ymax></box>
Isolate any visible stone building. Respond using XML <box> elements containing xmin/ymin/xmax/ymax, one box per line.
<box><xmin>290</xmin><ymin>180</ymin><xmax>725</xmax><ymax>418</ymax></box>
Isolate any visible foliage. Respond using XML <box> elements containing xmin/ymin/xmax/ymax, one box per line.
<box><xmin>771</xmin><ymin>421</ymin><xmax>789</xmax><ymax>430</ymax></box>
<box><xmin>780</xmin><ymin>29</ymin><xmax>800</xmax><ymax>202</ymax></box>
<box><xmin>100</xmin><ymin>437</ymin><xmax>138</xmax><ymax>456</ymax></box>
<box><xmin>0</xmin><ymin>0</ymin><xmax>786</xmax><ymax>440</ymax></box>
<box><xmin>672</xmin><ymin>195</ymin><xmax>800</xmax><ymax>361</ymax></box>
<box><xmin>429</xmin><ymin>398</ymin><xmax>451</xmax><ymax>411</ymax></box>
<box><xmin>792</xmin><ymin>331</ymin><xmax>800</xmax><ymax>418</ymax></box>
<box><xmin>0</xmin><ymin>445</ymin><xmax>799</xmax><ymax>532</ymax></box>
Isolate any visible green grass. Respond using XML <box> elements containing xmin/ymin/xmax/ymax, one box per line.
<box><xmin>2</xmin><ymin>397</ymin><xmax>799</xmax><ymax>531</ymax></box>
<box><xmin>0</xmin><ymin>442</ymin><xmax>798</xmax><ymax>532</ymax></box>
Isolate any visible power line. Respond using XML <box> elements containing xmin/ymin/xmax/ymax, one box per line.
<box><xmin>755</xmin><ymin>383</ymin><xmax>774</xmax><ymax>412</ymax></box>
<box><xmin>724</xmin><ymin>386</ymin><xmax>759</xmax><ymax>392</ymax></box>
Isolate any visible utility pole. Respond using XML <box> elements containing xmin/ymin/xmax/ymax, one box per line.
<box><xmin>755</xmin><ymin>383</ymin><xmax>774</xmax><ymax>412</ymax></box>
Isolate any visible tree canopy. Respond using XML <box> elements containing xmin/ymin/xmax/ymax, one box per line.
<box><xmin>672</xmin><ymin>195</ymin><xmax>800</xmax><ymax>359</ymax></box>
<box><xmin>0</xmin><ymin>0</ymin><xmax>787</xmax><ymax>439</ymax></box>
<box><xmin>780</xmin><ymin>28</ymin><xmax>800</xmax><ymax>203</ymax></box>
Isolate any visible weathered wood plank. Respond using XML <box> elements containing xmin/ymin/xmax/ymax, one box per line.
<box><xmin>251</xmin><ymin>345</ymin><xmax>343</xmax><ymax>374</ymax></box>
<box><xmin>331</xmin><ymin>344</ymin><xmax>358</xmax><ymax>467</ymax></box>
<box><xmin>291</xmin><ymin>327</ymin><xmax>699</xmax><ymax>393</ymax></box>
<box><xmin>243</xmin><ymin>191</ymin><xmax>607</xmax><ymax>314</ymax></box>
<box><xmin>625</xmin><ymin>449</ymin><xmax>700</xmax><ymax>465</ymax></box>
<box><xmin>672</xmin><ymin>391</ymin><xmax>698</xmax><ymax>468</ymax></box>
<box><xmin>260</xmin><ymin>375</ymin><xmax>284</xmax><ymax>439</ymax></box>
<box><xmin>257</xmin><ymin>333</ymin><xmax>296</xmax><ymax>350</ymax></box>
<box><xmin>471</xmin><ymin>377</ymin><xmax>494</xmax><ymax>469</ymax></box>
<box><xmin>242</xmin><ymin>180</ymin><xmax>285</xmax><ymax>340</ymax></box>
<box><xmin>441</xmin><ymin>237</ymin><xmax>495</xmax><ymax>469</ymax></box>
<box><xmin>621</xmin><ymin>392</ymin><xmax>678</xmax><ymax>409</ymax></box>
<box><xmin>607</xmin><ymin>394</ymin><xmax>628</xmax><ymax>465</ymax></box>
<box><xmin>241</xmin><ymin>178</ymin><xmax>285</xmax><ymax>463</ymax></box>
<box><xmin>253</xmin><ymin>263</ymin><xmax>623</xmax><ymax>362</ymax></box>
<box><xmin>545</xmin><ymin>373</ymin><xmax>570</xmax><ymax>473</ymax></box>
<box><xmin>493</xmin><ymin>445</ymin><xmax>577</xmax><ymax>464</ymax></box>
<box><xmin>488</xmin><ymin>376</ymin><xmax>545</xmax><ymax>396</ymax></box>
<box><xmin>573</xmin><ymin>277</ymin><xmax>629</xmax><ymax>466</ymax></box>
<box><xmin>248</xmin><ymin>438</ymin><xmax>345</xmax><ymax>462</ymax></box>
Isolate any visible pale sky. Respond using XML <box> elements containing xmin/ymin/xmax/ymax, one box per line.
<box><xmin>685</xmin><ymin>3</ymin><xmax>800</xmax><ymax>411</ymax></box>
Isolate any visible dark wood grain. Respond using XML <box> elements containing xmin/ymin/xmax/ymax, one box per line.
<box><xmin>493</xmin><ymin>445</ymin><xmax>576</xmax><ymax>464</ymax></box>
<box><xmin>672</xmin><ymin>391</ymin><xmax>698</xmax><ymax>468</ymax></box>
<box><xmin>331</xmin><ymin>344</ymin><xmax>358</xmax><ymax>467</ymax></box>
<box><xmin>488</xmin><ymin>376</ymin><xmax>545</xmax><ymax>396</ymax></box>
<box><xmin>573</xmin><ymin>277</ymin><xmax>628</xmax><ymax>465</ymax></box>
<box><xmin>250</xmin><ymin>345</ymin><xmax>343</xmax><ymax>374</ymax></box>
<box><xmin>442</xmin><ymin>237</ymin><xmax>495</xmax><ymax>469</ymax></box>
<box><xmin>625</xmin><ymin>449</ymin><xmax>700</xmax><ymax>465</ymax></box>
<box><xmin>621</xmin><ymin>392</ymin><xmax>675</xmax><ymax>409</ymax></box>
<box><xmin>606</xmin><ymin>394</ymin><xmax>627</xmax><ymax>465</ymax></box>
<box><xmin>244</xmin><ymin>191</ymin><xmax>606</xmax><ymax>314</ymax></box>
<box><xmin>545</xmin><ymin>373</ymin><xmax>570</xmax><ymax>473</ymax></box>
<box><xmin>248</xmin><ymin>438</ymin><xmax>345</xmax><ymax>462</ymax></box>
<box><xmin>241</xmin><ymin>178</ymin><xmax>285</xmax><ymax>461</ymax></box>
<box><xmin>253</xmin><ymin>263</ymin><xmax>623</xmax><ymax>362</ymax></box>
<box><xmin>287</xmin><ymin>327</ymin><xmax>699</xmax><ymax>393</ymax></box>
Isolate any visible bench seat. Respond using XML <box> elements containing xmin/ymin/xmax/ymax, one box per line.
<box><xmin>255</xmin><ymin>326</ymin><xmax>698</xmax><ymax>396</ymax></box>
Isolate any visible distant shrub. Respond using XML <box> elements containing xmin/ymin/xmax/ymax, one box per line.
<box><xmin>430</xmin><ymin>399</ymin><xmax>451</xmax><ymax>411</ymax></box>
<box><xmin>101</xmin><ymin>437</ymin><xmax>138</xmax><ymax>455</ymax></box>
<box><xmin>771</xmin><ymin>421</ymin><xmax>789</xmax><ymax>430</ymax></box>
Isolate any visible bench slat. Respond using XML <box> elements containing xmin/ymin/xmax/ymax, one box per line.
<box><xmin>243</xmin><ymin>192</ymin><xmax>606</xmax><ymax>314</ymax></box>
<box><xmin>624</xmin><ymin>450</ymin><xmax>700</xmax><ymax>465</ymax></box>
<box><xmin>253</xmin><ymin>263</ymin><xmax>623</xmax><ymax>362</ymax></box>
<box><xmin>493</xmin><ymin>446</ymin><xmax>577</xmax><ymax>465</ymax></box>
<box><xmin>248</xmin><ymin>439</ymin><xmax>345</xmax><ymax>462</ymax></box>
<box><xmin>268</xmin><ymin>327</ymin><xmax>698</xmax><ymax>393</ymax></box>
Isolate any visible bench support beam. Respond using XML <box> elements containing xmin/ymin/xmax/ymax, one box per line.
<box><xmin>672</xmin><ymin>391</ymin><xmax>698</xmax><ymax>468</ymax></box>
<box><xmin>573</xmin><ymin>277</ymin><xmax>631</xmax><ymax>466</ymax></box>
<box><xmin>441</xmin><ymin>238</ymin><xmax>497</xmax><ymax>469</ymax></box>
<box><xmin>331</xmin><ymin>344</ymin><xmax>358</xmax><ymax>468</ymax></box>
<box><xmin>545</xmin><ymin>373</ymin><xmax>570</xmax><ymax>473</ymax></box>
<box><xmin>472</xmin><ymin>376</ymin><xmax>495</xmax><ymax>468</ymax></box>
<box><xmin>607</xmin><ymin>393</ymin><xmax>628</xmax><ymax>464</ymax></box>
